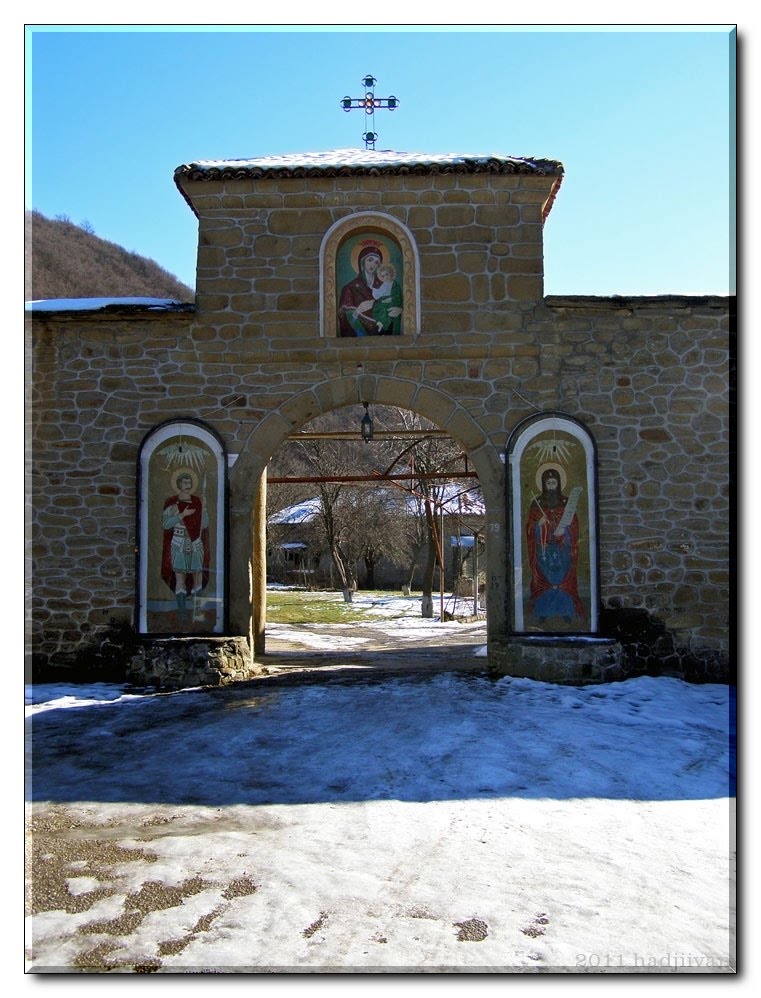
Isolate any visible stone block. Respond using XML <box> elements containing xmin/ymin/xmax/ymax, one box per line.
<box><xmin>423</xmin><ymin>312</ymin><xmax>473</xmax><ymax>334</ymax></box>
<box><xmin>436</xmin><ymin>205</ymin><xmax>475</xmax><ymax>227</ymax></box>
<box><xmin>253</xmin><ymin>234</ymin><xmax>292</xmax><ymax>257</ymax></box>
<box><xmin>283</xmin><ymin>193</ymin><xmax>324</xmax><ymax>208</ymax></box>
<box><xmin>126</xmin><ymin>637</ymin><xmax>260</xmax><ymax>691</ymax></box>
<box><xmin>274</xmin><ymin>293</ymin><xmax>318</xmax><ymax>311</ymax></box>
<box><xmin>506</xmin><ymin>275</ymin><xmax>542</xmax><ymax>302</ymax></box>
<box><xmin>268</xmin><ymin>208</ymin><xmax>333</xmax><ymax>235</ymax></box>
<box><xmin>291</xmin><ymin>235</ymin><xmax>323</xmax><ymax>257</ymax></box>
<box><xmin>376</xmin><ymin>377</ymin><xmax>418</xmax><ymax>410</ymax></box>
<box><xmin>421</xmin><ymin>275</ymin><xmax>472</xmax><ymax>302</ymax></box>
<box><xmin>475</xmin><ymin>204</ymin><xmax>519</xmax><ymax>226</ymax></box>
<box><xmin>489</xmin><ymin>637</ymin><xmax>623</xmax><ymax>683</ymax></box>
<box><xmin>348</xmin><ymin>192</ymin><xmax>384</xmax><ymax>205</ymax></box>
<box><xmin>425</xmin><ymin>361</ymin><xmax>467</xmax><ymax>381</ymax></box>
<box><xmin>433</xmin><ymin>224</ymin><xmax>493</xmax><ymax>244</ymax></box>
<box><xmin>199</xmin><ymin>223</ymin><xmax>245</xmax><ymax>248</ymax></box>
<box><xmin>443</xmin><ymin>408</ymin><xmax>488</xmax><ymax>450</ymax></box>
<box><xmin>407</xmin><ymin>207</ymin><xmax>436</xmax><ymax>228</ymax></box>
<box><xmin>379</xmin><ymin>193</ymin><xmax>416</xmax><ymax>206</ymax></box>
<box><xmin>470</xmin><ymin>275</ymin><xmax>490</xmax><ymax>304</ymax></box>
<box><xmin>639</xmin><ymin>427</ymin><xmax>671</xmax><ymax>443</ymax></box>
<box><xmin>420</xmin><ymin>252</ymin><xmax>459</xmax><ymax>276</ymax></box>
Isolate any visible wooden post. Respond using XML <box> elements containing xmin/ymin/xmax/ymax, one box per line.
<box><xmin>473</xmin><ymin>531</ymin><xmax>479</xmax><ymax>616</ymax></box>
<box><xmin>252</xmin><ymin>469</ymin><xmax>267</xmax><ymax>658</ymax></box>
<box><xmin>439</xmin><ymin>502</ymin><xmax>445</xmax><ymax>621</ymax></box>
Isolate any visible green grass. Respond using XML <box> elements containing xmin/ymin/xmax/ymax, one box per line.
<box><xmin>266</xmin><ymin>590</ymin><xmax>374</xmax><ymax>624</ymax></box>
<box><xmin>266</xmin><ymin>589</ymin><xmax>413</xmax><ymax>624</ymax></box>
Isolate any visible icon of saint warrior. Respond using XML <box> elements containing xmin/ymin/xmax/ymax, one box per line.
<box><xmin>161</xmin><ymin>469</ymin><xmax>210</xmax><ymax>620</ymax></box>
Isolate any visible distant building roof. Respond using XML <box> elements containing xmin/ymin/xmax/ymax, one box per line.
<box><xmin>268</xmin><ymin>499</ymin><xmax>324</xmax><ymax>526</ymax></box>
<box><xmin>269</xmin><ymin>486</ymin><xmax>485</xmax><ymax>528</ymax></box>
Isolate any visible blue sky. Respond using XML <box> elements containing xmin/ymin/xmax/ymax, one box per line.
<box><xmin>25</xmin><ymin>25</ymin><xmax>735</xmax><ymax>297</ymax></box>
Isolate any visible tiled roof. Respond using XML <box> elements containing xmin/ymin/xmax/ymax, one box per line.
<box><xmin>174</xmin><ymin>148</ymin><xmax>564</xmax><ymax>181</ymax></box>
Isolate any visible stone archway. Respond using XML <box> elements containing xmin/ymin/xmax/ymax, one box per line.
<box><xmin>228</xmin><ymin>375</ymin><xmax>507</xmax><ymax>663</ymax></box>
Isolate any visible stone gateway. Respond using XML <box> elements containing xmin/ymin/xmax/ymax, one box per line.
<box><xmin>27</xmin><ymin>149</ymin><xmax>732</xmax><ymax>687</ymax></box>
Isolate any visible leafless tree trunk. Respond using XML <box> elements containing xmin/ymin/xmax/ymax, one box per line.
<box><xmin>420</xmin><ymin>498</ymin><xmax>439</xmax><ymax>617</ymax></box>
<box><xmin>315</xmin><ymin>480</ymin><xmax>355</xmax><ymax>600</ymax></box>
<box><xmin>380</xmin><ymin>410</ymin><xmax>462</xmax><ymax>617</ymax></box>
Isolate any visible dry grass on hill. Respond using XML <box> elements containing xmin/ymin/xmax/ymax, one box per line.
<box><xmin>25</xmin><ymin>209</ymin><xmax>194</xmax><ymax>302</ymax></box>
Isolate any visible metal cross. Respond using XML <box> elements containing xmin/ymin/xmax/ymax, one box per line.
<box><xmin>340</xmin><ymin>74</ymin><xmax>399</xmax><ymax>150</ymax></box>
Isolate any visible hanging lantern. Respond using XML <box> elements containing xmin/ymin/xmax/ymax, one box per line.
<box><xmin>361</xmin><ymin>402</ymin><xmax>374</xmax><ymax>442</ymax></box>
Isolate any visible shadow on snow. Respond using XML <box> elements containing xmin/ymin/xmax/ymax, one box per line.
<box><xmin>26</xmin><ymin>668</ymin><xmax>735</xmax><ymax>807</ymax></box>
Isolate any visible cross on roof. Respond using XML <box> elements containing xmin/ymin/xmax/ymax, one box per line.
<box><xmin>340</xmin><ymin>74</ymin><xmax>399</xmax><ymax>149</ymax></box>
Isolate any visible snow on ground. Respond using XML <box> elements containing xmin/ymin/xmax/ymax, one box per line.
<box><xmin>265</xmin><ymin>590</ymin><xmax>487</xmax><ymax>653</ymax></box>
<box><xmin>358</xmin><ymin>591</ymin><xmax>483</xmax><ymax>622</ymax></box>
<box><xmin>25</xmin><ymin>587</ymin><xmax>735</xmax><ymax>975</ymax></box>
<box><xmin>26</xmin><ymin>661</ymin><xmax>735</xmax><ymax>974</ymax></box>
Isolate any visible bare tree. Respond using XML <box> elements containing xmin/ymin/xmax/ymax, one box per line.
<box><xmin>378</xmin><ymin>410</ymin><xmax>468</xmax><ymax>617</ymax></box>
<box><xmin>267</xmin><ymin>406</ymin><xmax>480</xmax><ymax>614</ymax></box>
<box><xmin>338</xmin><ymin>487</ymin><xmax>411</xmax><ymax>589</ymax></box>
<box><xmin>296</xmin><ymin>441</ymin><xmax>355</xmax><ymax>599</ymax></box>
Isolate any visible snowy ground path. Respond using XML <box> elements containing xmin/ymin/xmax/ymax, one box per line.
<box><xmin>260</xmin><ymin>590</ymin><xmax>488</xmax><ymax>677</ymax></box>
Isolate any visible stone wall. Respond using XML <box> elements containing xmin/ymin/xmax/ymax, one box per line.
<box><xmin>125</xmin><ymin>637</ymin><xmax>259</xmax><ymax>691</ymax></box>
<box><xmin>27</xmin><ymin>165</ymin><xmax>732</xmax><ymax>683</ymax></box>
<box><xmin>186</xmin><ymin>170</ymin><xmax>550</xmax><ymax>334</ymax></box>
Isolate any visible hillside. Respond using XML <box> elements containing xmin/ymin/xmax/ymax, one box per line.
<box><xmin>25</xmin><ymin>209</ymin><xmax>194</xmax><ymax>302</ymax></box>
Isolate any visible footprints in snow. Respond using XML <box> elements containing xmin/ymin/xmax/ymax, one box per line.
<box><xmin>300</xmin><ymin>907</ymin><xmax>551</xmax><ymax>954</ymax></box>
<box><xmin>521</xmin><ymin>911</ymin><xmax>550</xmax><ymax>938</ymax></box>
<box><xmin>453</xmin><ymin>916</ymin><xmax>489</xmax><ymax>942</ymax></box>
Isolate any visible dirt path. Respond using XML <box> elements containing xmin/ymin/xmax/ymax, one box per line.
<box><xmin>260</xmin><ymin>619</ymin><xmax>488</xmax><ymax>679</ymax></box>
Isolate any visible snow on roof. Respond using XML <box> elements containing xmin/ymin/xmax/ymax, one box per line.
<box><xmin>269</xmin><ymin>499</ymin><xmax>324</xmax><ymax>526</ymax></box>
<box><xmin>174</xmin><ymin>148</ymin><xmax>564</xmax><ymax>222</ymax></box>
<box><xmin>25</xmin><ymin>297</ymin><xmax>194</xmax><ymax>313</ymax></box>
<box><xmin>269</xmin><ymin>486</ymin><xmax>484</xmax><ymax>528</ymax></box>
<box><xmin>176</xmin><ymin>148</ymin><xmax>564</xmax><ymax>177</ymax></box>
<box><xmin>451</xmin><ymin>535</ymin><xmax>477</xmax><ymax>547</ymax></box>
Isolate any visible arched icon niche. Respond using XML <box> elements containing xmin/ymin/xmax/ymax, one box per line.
<box><xmin>136</xmin><ymin>420</ymin><xmax>227</xmax><ymax>635</ymax></box>
<box><xmin>507</xmin><ymin>413</ymin><xmax>599</xmax><ymax>634</ymax></box>
<box><xmin>320</xmin><ymin>212</ymin><xmax>420</xmax><ymax>338</ymax></box>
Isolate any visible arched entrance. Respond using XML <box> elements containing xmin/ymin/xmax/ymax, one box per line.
<box><xmin>228</xmin><ymin>375</ymin><xmax>507</xmax><ymax>668</ymax></box>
